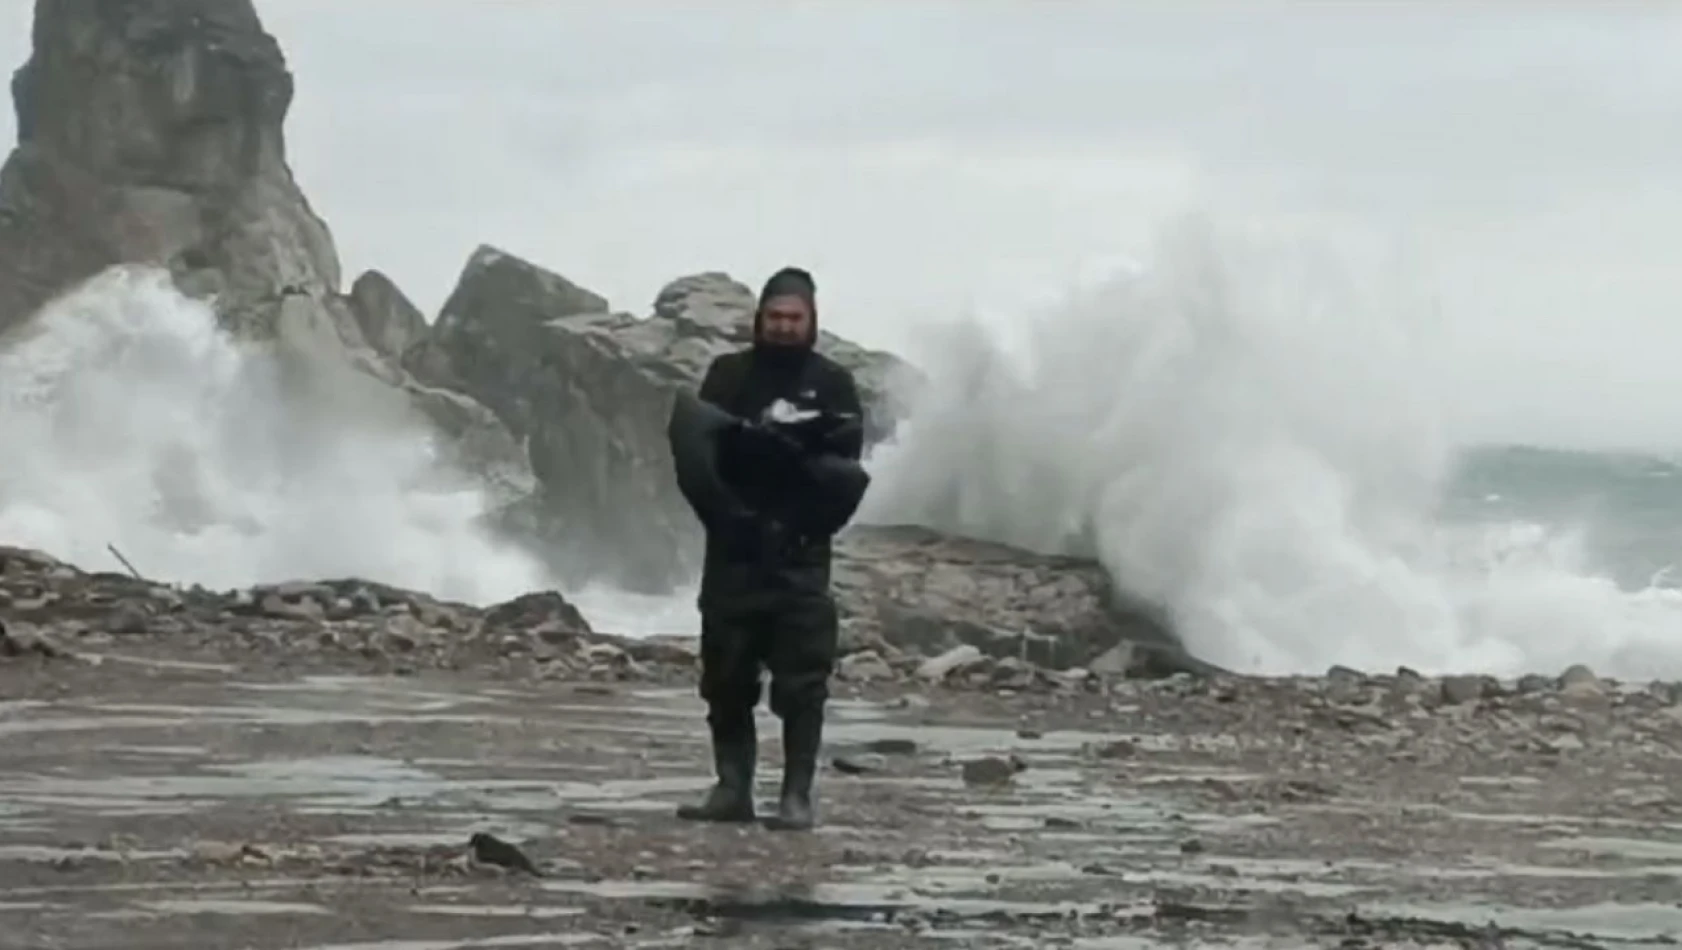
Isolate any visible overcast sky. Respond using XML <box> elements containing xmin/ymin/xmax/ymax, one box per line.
<box><xmin>2</xmin><ymin>2</ymin><xmax>1679</xmax><ymax>452</ymax></box>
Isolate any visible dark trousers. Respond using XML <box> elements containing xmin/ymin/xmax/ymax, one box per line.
<box><xmin>698</xmin><ymin>593</ymin><xmax>838</xmax><ymax>736</ymax></box>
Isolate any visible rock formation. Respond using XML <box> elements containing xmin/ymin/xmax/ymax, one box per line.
<box><xmin>831</xmin><ymin>525</ymin><xmax>1180</xmax><ymax>671</ymax></box>
<box><xmin>1</xmin><ymin>0</ymin><xmax>339</xmax><ymax>340</ymax></box>
<box><xmin>0</xmin><ymin>0</ymin><xmax>532</xmax><ymax>502</ymax></box>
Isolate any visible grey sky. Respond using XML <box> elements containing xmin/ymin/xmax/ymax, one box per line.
<box><xmin>2</xmin><ymin>2</ymin><xmax>1679</xmax><ymax>451</ymax></box>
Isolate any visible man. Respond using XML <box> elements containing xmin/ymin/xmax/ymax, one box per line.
<box><xmin>671</xmin><ymin>266</ymin><xmax>866</xmax><ymax>832</ymax></box>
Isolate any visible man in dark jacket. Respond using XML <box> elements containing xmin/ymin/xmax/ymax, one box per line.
<box><xmin>672</xmin><ymin>266</ymin><xmax>866</xmax><ymax>832</ymax></box>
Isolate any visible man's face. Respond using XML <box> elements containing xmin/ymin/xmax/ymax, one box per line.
<box><xmin>759</xmin><ymin>294</ymin><xmax>813</xmax><ymax>346</ymax></box>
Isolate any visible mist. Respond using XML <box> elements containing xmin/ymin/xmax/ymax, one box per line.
<box><xmin>0</xmin><ymin>268</ymin><xmax>549</xmax><ymax>604</ymax></box>
<box><xmin>860</xmin><ymin>218</ymin><xmax>1682</xmax><ymax>677</ymax></box>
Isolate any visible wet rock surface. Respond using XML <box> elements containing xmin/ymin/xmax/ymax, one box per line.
<box><xmin>0</xmin><ymin>545</ymin><xmax>688</xmax><ymax>685</ymax></box>
<box><xmin>832</xmin><ymin>524</ymin><xmax>1181</xmax><ymax>673</ymax></box>
<box><xmin>3</xmin><ymin>596</ymin><xmax>1682</xmax><ymax>948</ymax></box>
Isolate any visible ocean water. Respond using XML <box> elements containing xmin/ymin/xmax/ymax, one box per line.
<box><xmin>0</xmin><ymin>238</ymin><xmax>1678</xmax><ymax>680</ymax></box>
<box><xmin>1447</xmin><ymin>445</ymin><xmax>1682</xmax><ymax>592</ymax></box>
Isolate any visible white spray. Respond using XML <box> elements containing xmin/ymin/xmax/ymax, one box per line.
<box><xmin>861</xmin><ymin>218</ymin><xmax>1682</xmax><ymax>679</ymax></box>
<box><xmin>0</xmin><ymin>267</ymin><xmax>549</xmax><ymax>605</ymax></box>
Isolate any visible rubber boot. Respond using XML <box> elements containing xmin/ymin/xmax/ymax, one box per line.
<box><xmin>764</xmin><ymin>708</ymin><xmax>822</xmax><ymax>831</ymax></box>
<box><xmin>676</xmin><ymin>723</ymin><xmax>757</xmax><ymax>823</ymax></box>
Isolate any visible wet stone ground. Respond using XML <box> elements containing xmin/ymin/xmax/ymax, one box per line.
<box><xmin>3</xmin><ymin>652</ymin><xmax>1682</xmax><ymax>949</ymax></box>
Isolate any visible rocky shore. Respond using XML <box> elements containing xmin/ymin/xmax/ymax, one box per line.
<box><xmin>5</xmin><ymin>537</ymin><xmax>1669</xmax><ymax>718</ymax></box>
<box><xmin>0</xmin><ymin>531</ymin><xmax>1185</xmax><ymax>687</ymax></box>
<box><xmin>4</xmin><ymin>581</ymin><xmax>1681</xmax><ymax>948</ymax></box>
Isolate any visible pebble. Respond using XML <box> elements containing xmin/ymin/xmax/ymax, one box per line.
<box><xmin>831</xmin><ymin>754</ymin><xmax>885</xmax><ymax>775</ymax></box>
<box><xmin>863</xmin><ymin>738</ymin><xmax>919</xmax><ymax>756</ymax></box>
<box><xmin>839</xmin><ymin>650</ymin><xmax>895</xmax><ymax>682</ymax></box>
<box><xmin>916</xmin><ymin>645</ymin><xmax>987</xmax><ymax>682</ymax></box>
<box><xmin>1439</xmin><ymin>674</ymin><xmax>1496</xmax><ymax>706</ymax></box>
<box><xmin>105</xmin><ymin>603</ymin><xmax>149</xmax><ymax>635</ymax></box>
<box><xmin>961</xmin><ymin>755</ymin><xmax>1027</xmax><ymax>788</ymax></box>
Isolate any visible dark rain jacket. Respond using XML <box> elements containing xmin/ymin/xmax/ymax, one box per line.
<box><xmin>684</xmin><ymin>347</ymin><xmax>866</xmax><ymax>607</ymax></box>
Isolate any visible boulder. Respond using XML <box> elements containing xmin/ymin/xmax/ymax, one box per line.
<box><xmin>0</xmin><ymin>0</ymin><xmax>535</xmax><ymax>504</ymax></box>
<box><xmin>831</xmin><ymin>524</ymin><xmax>1179</xmax><ymax>672</ymax></box>
<box><xmin>406</xmin><ymin>249</ymin><xmax>918</xmax><ymax>593</ymax></box>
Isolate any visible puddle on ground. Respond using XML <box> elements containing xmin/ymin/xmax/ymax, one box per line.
<box><xmin>958</xmin><ymin>798</ymin><xmax>1161</xmax><ymax>822</ymax></box>
<box><xmin>953</xmin><ymin>796</ymin><xmax>1270</xmax><ymax>840</ymax></box>
<box><xmin>407</xmin><ymin>905</ymin><xmax>585</xmax><ymax>920</ymax></box>
<box><xmin>0</xmin><ymin>715</ymin><xmax>220</xmax><ymax>738</ymax></box>
<box><xmin>841</xmin><ymin>860</ymin><xmax>1098</xmax><ymax>891</ymax></box>
<box><xmin>1142</xmin><ymin>867</ymin><xmax>1368</xmax><ymax>898</ymax></box>
<box><xmin>843</xmin><ymin>853</ymin><xmax>1374</xmax><ymax>901</ymax></box>
<box><xmin>1450</xmin><ymin>810</ymin><xmax>1682</xmax><ymax>835</ymax></box>
<box><xmin>1129</xmin><ymin>769</ymin><xmax>1266</xmax><ymax>786</ymax></box>
<box><xmin>541</xmin><ymin>876</ymin><xmax>1111</xmax><ymax>926</ymax></box>
<box><xmin>0</xmin><ymin>709</ymin><xmax>528</xmax><ymax>738</ymax></box>
<box><xmin>0</xmin><ymin>754</ymin><xmax>699</xmax><ymax>819</ymax></box>
<box><xmin>297</xmin><ymin>937</ymin><xmax>600</xmax><ymax>950</ymax></box>
<box><xmin>0</xmin><ymin>756</ymin><xmax>481</xmax><ymax>815</ymax></box>
<box><xmin>138</xmin><ymin>898</ymin><xmax>333</xmax><ymax>916</ymax></box>
<box><xmin>1541</xmin><ymin>835</ymin><xmax>1682</xmax><ymax>862</ymax></box>
<box><xmin>2</xmin><ymin>878</ymin><xmax>329</xmax><ymax>899</ymax></box>
<box><xmin>93</xmin><ymin>654</ymin><xmax>238</xmax><ymax>673</ymax></box>
<box><xmin>823</xmin><ymin>721</ymin><xmax>1178</xmax><ymax>757</ymax></box>
<box><xmin>1459</xmin><ymin>775</ymin><xmax>1543</xmax><ymax>788</ymax></box>
<box><xmin>0</xmin><ymin>844</ymin><xmax>180</xmax><ymax>863</ymax></box>
<box><xmin>239</xmin><ymin>675</ymin><xmax>504</xmax><ymax>702</ymax></box>
<box><xmin>1366</xmin><ymin>899</ymin><xmax>1682</xmax><ymax>942</ymax></box>
<box><xmin>90</xmin><ymin>744</ymin><xmax>213</xmax><ymax>759</ymax></box>
<box><xmin>1073</xmin><ymin>938</ymin><xmax>1280</xmax><ymax>950</ymax></box>
<box><xmin>326</xmin><ymin>832</ymin><xmax>482</xmax><ymax>849</ymax></box>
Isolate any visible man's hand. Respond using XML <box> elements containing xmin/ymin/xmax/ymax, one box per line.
<box><xmin>727</xmin><ymin>419</ymin><xmax>805</xmax><ymax>468</ymax></box>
